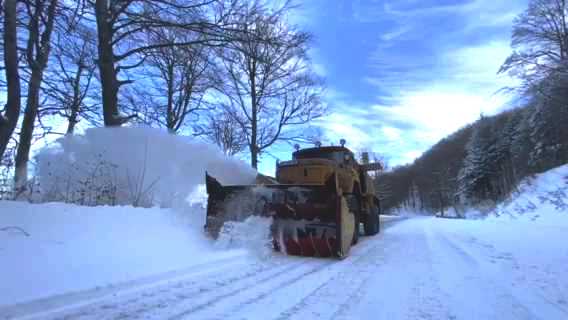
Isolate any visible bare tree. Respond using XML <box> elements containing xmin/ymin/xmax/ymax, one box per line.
<box><xmin>499</xmin><ymin>0</ymin><xmax>568</xmax><ymax>90</ymax></box>
<box><xmin>500</xmin><ymin>0</ymin><xmax>568</xmax><ymax>172</ymax></box>
<box><xmin>218</xmin><ymin>6</ymin><xmax>325</xmax><ymax>168</ymax></box>
<box><xmin>137</xmin><ymin>28</ymin><xmax>213</xmax><ymax>133</ymax></box>
<box><xmin>41</xmin><ymin>23</ymin><xmax>99</xmax><ymax>135</ymax></box>
<box><xmin>14</xmin><ymin>0</ymin><xmax>59</xmax><ymax>192</ymax></box>
<box><xmin>0</xmin><ymin>0</ymin><xmax>21</xmax><ymax>162</ymax></box>
<box><xmin>197</xmin><ymin>109</ymin><xmax>247</xmax><ymax>155</ymax></box>
<box><xmin>90</xmin><ymin>0</ymin><xmax>247</xmax><ymax>127</ymax></box>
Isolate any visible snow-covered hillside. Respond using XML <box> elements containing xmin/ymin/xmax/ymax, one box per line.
<box><xmin>489</xmin><ymin>164</ymin><xmax>568</xmax><ymax>224</ymax></box>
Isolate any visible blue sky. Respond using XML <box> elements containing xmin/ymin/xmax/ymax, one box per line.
<box><xmin>257</xmin><ymin>0</ymin><xmax>528</xmax><ymax>175</ymax></box>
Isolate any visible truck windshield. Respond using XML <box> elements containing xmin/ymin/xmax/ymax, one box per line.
<box><xmin>294</xmin><ymin>151</ymin><xmax>347</xmax><ymax>163</ymax></box>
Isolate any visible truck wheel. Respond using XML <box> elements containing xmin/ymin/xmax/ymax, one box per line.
<box><xmin>352</xmin><ymin>212</ymin><xmax>359</xmax><ymax>244</ymax></box>
<box><xmin>345</xmin><ymin>194</ymin><xmax>360</xmax><ymax>245</ymax></box>
<box><xmin>376</xmin><ymin>207</ymin><xmax>381</xmax><ymax>234</ymax></box>
<box><xmin>364</xmin><ymin>207</ymin><xmax>380</xmax><ymax>236</ymax></box>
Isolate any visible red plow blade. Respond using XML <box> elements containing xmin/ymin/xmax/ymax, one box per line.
<box><xmin>205</xmin><ymin>173</ymin><xmax>355</xmax><ymax>258</ymax></box>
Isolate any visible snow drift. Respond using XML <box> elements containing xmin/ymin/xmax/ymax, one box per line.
<box><xmin>35</xmin><ymin>127</ymin><xmax>257</xmax><ymax>207</ymax></box>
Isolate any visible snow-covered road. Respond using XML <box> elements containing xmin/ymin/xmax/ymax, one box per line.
<box><xmin>3</xmin><ymin>215</ymin><xmax>567</xmax><ymax>320</ymax></box>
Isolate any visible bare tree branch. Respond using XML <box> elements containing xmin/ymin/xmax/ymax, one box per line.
<box><xmin>215</xmin><ymin>4</ymin><xmax>325</xmax><ymax>168</ymax></box>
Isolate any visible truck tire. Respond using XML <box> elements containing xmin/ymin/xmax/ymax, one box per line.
<box><xmin>376</xmin><ymin>201</ymin><xmax>382</xmax><ymax>234</ymax></box>
<box><xmin>352</xmin><ymin>212</ymin><xmax>359</xmax><ymax>244</ymax></box>
<box><xmin>364</xmin><ymin>207</ymin><xmax>380</xmax><ymax>236</ymax></box>
<box><xmin>345</xmin><ymin>194</ymin><xmax>360</xmax><ymax>245</ymax></box>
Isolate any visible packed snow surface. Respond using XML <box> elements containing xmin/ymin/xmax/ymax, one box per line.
<box><xmin>0</xmin><ymin>165</ymin><xmax>566</xmax><ymax>320</ymax></box>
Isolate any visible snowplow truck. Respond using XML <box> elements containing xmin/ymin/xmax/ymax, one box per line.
<box><xmin>205</xmin><ymin>145</ymin><xmax>382</xmax><ymax>258</ymax></box>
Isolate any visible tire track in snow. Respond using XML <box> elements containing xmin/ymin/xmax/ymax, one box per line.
<box><xmin>166</xmin><ymin>259</ymin><xmax>333</xmax><ymax>320</ymax></box>
<box><xmin>10</xmin><ymin>216</ymin><xmax>407</xmax><ymax>320</ymax></box>
<box><xmin>5</xmin><ymin>253</ymin><xmax>250</xmax><ymax>320</ymax></box>
<box><xmin>170</xmin><ymin>216</ymin><xmax>406</xmax><ymax>320</ymax></box>
<box><xmin>265</xmin><ymin>217</ymin><xmax>410</xmax><ymax>320</ymax></box>
<box><xmin>35</xmin><ymin>257</ymin><xmax>308</xmax><ymax>320</ymax></box>
<box><xmin>437</xmin><ymin>230</ymin><xmax>568</xmax><ymax>319</ymax></box>
<box><xmin>109</xmin><ymin>259</ymin><xmax>309</xmax><ymax>320</ymax></box>
<box><xmin>273</xmin><ymin>240</ymin><xmax>394</xmax><ymax>320</ymax></box>
<box><xmin>402</xmin><ymin>224</ymin><xmax>455</xmax><ymax>320</ymax></box>
<box><xmin>273</xmin><ymin>219</ymin><xmax>452</xmax><ymax>320</ymax></box>
<box><xmin>469</xmin><ymin>234</ymin><xmax>568</xmax><ymax>317</ymax></box>
<box><xmin>427</xmin><ymin>226</ymin><xmax>540</xmax><ymax>320</ymax></box>
<box><xmin>217</xmin><ymin>227</ymin><xmax>400</xmax><ymax>320</ymax></box>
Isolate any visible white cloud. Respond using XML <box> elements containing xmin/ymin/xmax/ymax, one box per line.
<box><xmin>381</xmin><ymin>126</ymin><xmax>402</xmax><ymax>140</ymax></box>
<box><xmin>286</xmin><ymin>0</ymin><xmax>526</xmax><ymax>168</ymax></box>
<box><xmin>316</xmin><ymin>113</ymin><xmax>373</xmax><ymax>149</ymax></box>
<box><xmin>368</xmin><ymin>43</ymin><xmax>517</xmax><ymax>153</ymax></box>
<box><xmin>312</xmin><ymin>62</ymin><xmax>327</xmax><ymax>77</ymax></box>
<box><xmin>374</xmin><ymin>90</ymin><xmax>509</xmax><ymax>142</ymax></box>
<box><xmin>445</xmin><ymin>41</ymin><xmax>517</xmax><ymax>89</ymax></box>
<box><xmin>319</xmin><ymin>39</ymin><xmax>518</xmax><ymax>166</ymax></box>
<box><xmin>383</xmin><ymin>0</ymin><xmax>524</xmax><ymax>25</ymax></box>
<box><xmin>380</xmin><ymin>25</ymin><xmax>412</xmax><ymax>42</ymax></box>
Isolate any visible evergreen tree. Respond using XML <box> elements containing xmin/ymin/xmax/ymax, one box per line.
<box><xmin>458</xmin><ymin>117</ymin><xmax>501</xmax><ymax>202</ymax></box>
<box><xmin>527</xmin><ymin>75</ymin><xmax>568</xmax><ymax>171</ymax></box>
<box><xmin>509</xmin><ymin>107</ymin><xmax>533</xmax><ymax>180</ymax></box>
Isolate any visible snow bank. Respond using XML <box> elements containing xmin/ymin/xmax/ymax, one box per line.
<box><xmin>35</xmin><ymin>127</ymin><xmax>256</xmax><ymax>207</ymax></box>
<box><xmin>0</xmin><ymin>200</ymin><xmax>246</xmax><ymax>307</ymax></box>
<box><xmin>486</xmin><ymin>164</ymin><xmax>568</xmax><ymax>225</ymax></box>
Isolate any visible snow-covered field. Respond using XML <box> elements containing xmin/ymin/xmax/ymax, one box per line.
<box><xmin>0</xmin><ymin>166</ymin><xmax>567</xmax><ymax>320</ymax></box>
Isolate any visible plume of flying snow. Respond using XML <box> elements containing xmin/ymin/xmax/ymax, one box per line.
<box><xmin>215</xmin><ymin>216</ymin><xmax>274</xmax><ymax>259</ymax></box>
<box><xmin>35</xmin><ymin>126</ymin><xmax>257</xmax><ymax>207</ymax></box>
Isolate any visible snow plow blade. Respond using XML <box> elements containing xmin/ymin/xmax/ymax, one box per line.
<box><xmin>205</xmin><ymin>172</ymin><xmax>355</xmax><ymax>258</ymax></box>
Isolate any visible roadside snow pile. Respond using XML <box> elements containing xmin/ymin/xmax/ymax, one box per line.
<box><xmin>488</xmin><ymin>164</ymin><xmax>568</xmax><ymax>224</ymax></box>
<box><xmin>215</xmin><ymin>216</ymin><xmax>274</xmax><ymax>259</ymax></box>
<box><xmin>35</xmin><ymin>126</ymin><xmax>256</xmax><ymax>207</ymax></box>
<box><xmin>0</xmin><ymin>200</ymin><xmax>246</xmax><ymax>307</ymax></box>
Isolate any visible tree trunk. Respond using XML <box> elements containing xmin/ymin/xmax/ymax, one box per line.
<box><xmin>166</xmin><ymin>63</ymin><xmax>175</xmax><ymax>131</ymax></box>
<box><xmin>95</xmin><ymin>0</ymin><xmax>121</xmax><ymax>126</ymax></box>
<box><xmin>250</xmin><ymin>62</ymin><xmax>258</xmax><ymax>169</ymax></box>
<box><xmin>14</xmin><ymin>78</ymin><xmax>41</xmax><ymax>193</ymax></box>
<box><xmin>14</xmin><ymin>0</ymin><xmax>58</xmax><ymax>194</ymax></box>
<box><xmin>14</xmin><ymin>71</ymin><xmax>44</xmax><ymax>191</ymax></box>
<box><xmin>250</xmin><ymin>120</ymin><xmax>257</xmax><ymax>169</ymax></box>
<box><xmin>0</xmin><ymin>0</ymin><xmax>21</xmax><ymax>160</ymax></box>
<box><xmin>66</xmin><ymin>65</ymin><xmax>84</xmax><ymax>135</ymax></box>
<box><xmin>438</xmin><ymin>190</ymin><xmax>445</xmax><ymax>217</ymax></box>
<box><xmin>66</xmin><ymin>110</ymin><xmax>78</xmax><ymax>135</ymax></box>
